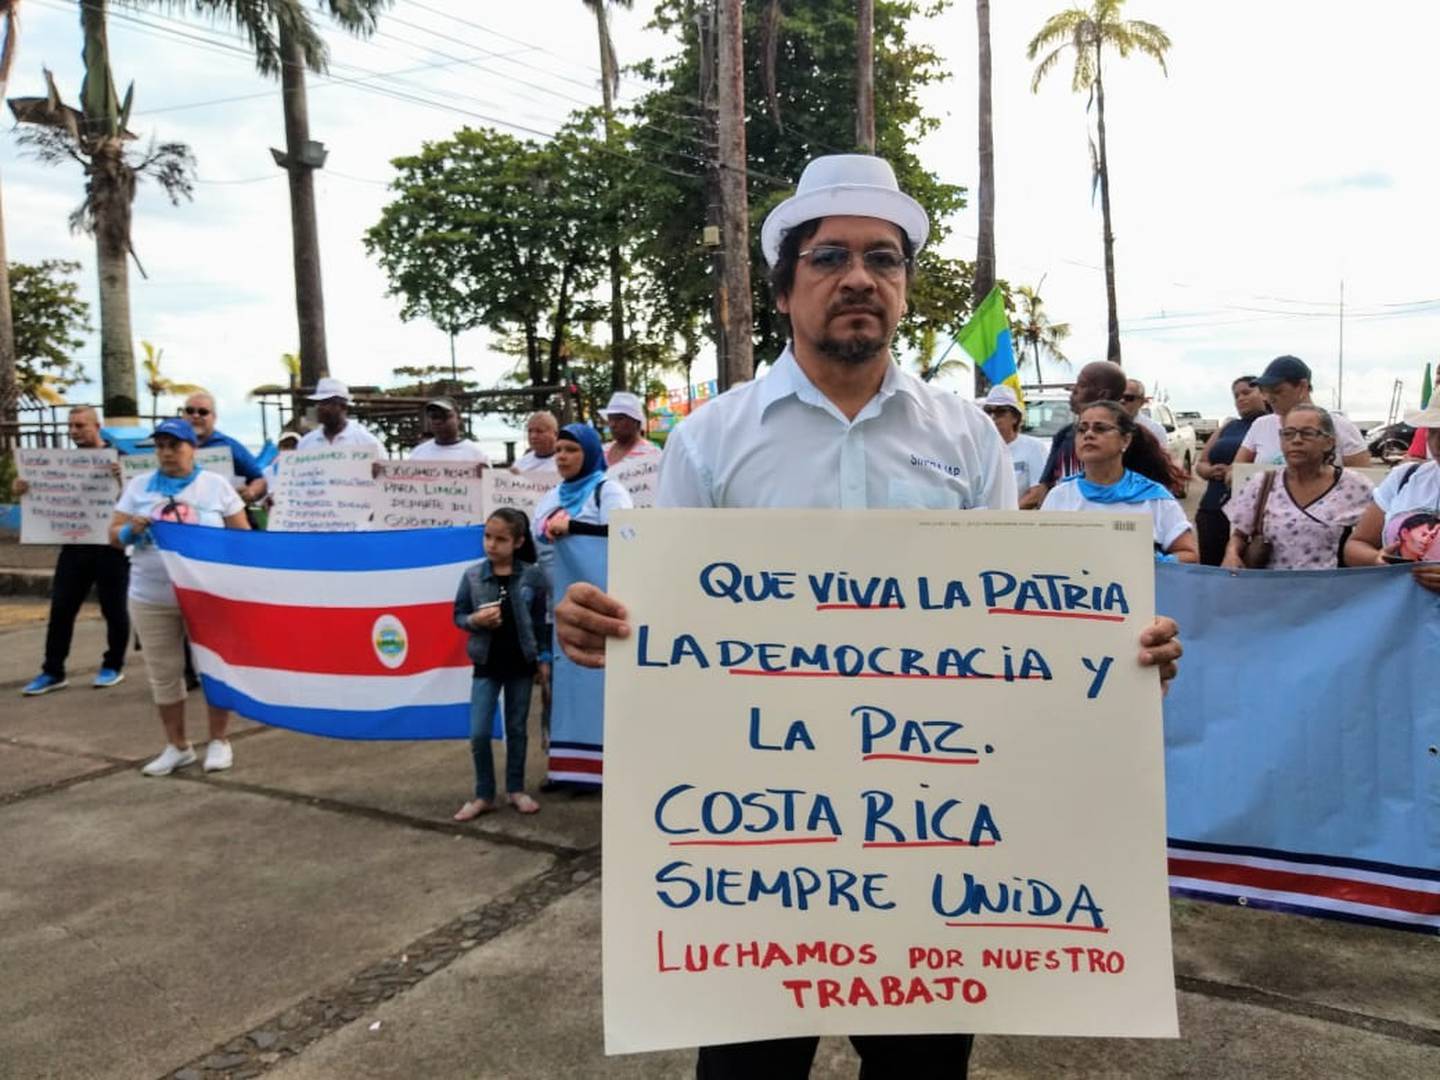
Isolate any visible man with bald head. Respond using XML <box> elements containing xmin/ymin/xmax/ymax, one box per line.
<box><xmin>1123</xmin><ymin>378</ymin><xmax>1170</xmax><ymax>448</ymax></box>
<box><xmin>1026</xmin><ymin>360</ymin><xmax>1129</xmax><ymax>506</ymax></box>
<box><xmin>18</xmin><ymin>406</ymin><xmax>131</xmax><ymax>695</ymax></box>
<box><xmin>182</xmin><ymin>391</ymin><xmax>266</xmax><ymax>504</ymax></box>
<box><xmin>513</xmin><ymin>410</ymin><xmax>561</xmax><ymax>477</ymax></box>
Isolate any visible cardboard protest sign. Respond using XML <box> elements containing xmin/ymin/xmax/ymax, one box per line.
<box><xmin>121</xmin><ymin>445</ymin><xmax>236</xmax><ymax>484</ymax></box>
<box><xmin>1231</xmin><ymin>462</ymin><xmax>1392</xmax><ymax>495</ymax></box>
<box><xmin>16</xmin><ymin>447</ymin><xmax>120</xmax><ymax>545</ymax></box>
<box><xmin>373</xmin><ymin>461</ymin><xmax>484</xmax><ymax>529</ymax></box>
<box><xmin>484</xmin><ymin>470</ymin><xmax>560</xmax><ymax>522</ymax></box>
<box><xmin>602</xmin><ymin>510</ymin><xmax>1176</xmax><ymax>1052</ymax></box>
<box><xmin>268</xmin><ymin>446</ymin><xmax>379</xmax><ymax>532</ymax></box>
<box><xmin>609</xmin><ymin>455</ymin><xmax>660</xmax><ymax>508</ymax></box>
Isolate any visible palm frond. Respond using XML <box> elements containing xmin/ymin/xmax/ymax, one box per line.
<box><xmin>1028</xmin><ymin>45</ymin><xmax>1069</xmax><ymax>93</ymax></box>
<box><xmin>1026</xmin><ymin>9</ymin><xmax>1086</xmax><ymax>60</ymax></box>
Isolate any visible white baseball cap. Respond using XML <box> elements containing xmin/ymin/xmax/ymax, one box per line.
<box><xmin>760</xmin><ymin>155</ymin><xmax>929</xmax><ymax>267</ymax></box>
<box><xmin>604</xmin><ymin>391</ymin><xmax>645</xmax><ymax>423</ymax></box>
<box><xmin>307</xmin><ymin>377</ymin><xmax>352</xmax><ymax>403</ymax></box>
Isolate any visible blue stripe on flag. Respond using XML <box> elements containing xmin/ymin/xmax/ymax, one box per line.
<box><xmin>202</xmin><ymin>675</ymin><xmax>469</xmax><ymax>740</ymax></box>
<box><xmin>1167</xmin><ymin>887</ymin><xmax>1430</xmax><ymax>935</ymax></box>
<box><xmin>152</xmin><ymin>521</ymin><xmax>484</xmax><ymax>571</ymax></box>
<box><xmin>979</xmin><ymin>327</ymin><xmax>1018</xmax><ymax>385</ymax></box>
<box><xmin>1168</xmin><ymin>837</ymin><xmax>1440</xmax><ymax>884</ymax></box>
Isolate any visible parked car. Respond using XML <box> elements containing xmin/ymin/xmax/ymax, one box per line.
<box><xmin>1020</xmin><ymin>390</ymin><xmax>1073</xmax><ymax>438</ymax></box>
<box><xmin>1175</xmin><ymin>410</ymin><xmax>1219</xmax><ymax>442</ymax></box>
<box><xmin>1143</xmin><ymin>403</ymin><xmax>1198</xmax><ymax>473</ymax></box>
<box><xmin>1366</xmin><ymin>422</ymin><xmax>1415</xmax><ymax>463</ymax></box>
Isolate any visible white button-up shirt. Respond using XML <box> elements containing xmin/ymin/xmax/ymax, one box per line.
<box><xmin>296</xmin><ymin>420</ymin><xmax>384</xmax><ymax>452</ymax></box>
<box><xmin>657</xmin><ymin>348</ymin><xmax>1016</xmax><ymax>511</ymax></box>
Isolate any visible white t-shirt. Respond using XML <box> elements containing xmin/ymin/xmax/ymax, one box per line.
<box><xmin>1136</xmin><ymin>413</ymin><xmax>1170</xmax><ymax>449</ymax></box>
<box><xmin>1005</xmin><ymin>433</ymin><xmax>1051</xmax><ymax>494</ymax></box>
<box><xmin>1242</xmin><ymin>412</ymin><xmax>1366</xmax><ymax>465</ymax></box>
<box><xmin>296</xmin><ymin>420</ymin><xmax>383</xmax><ymax>451</ymax></box>
<box><xmin>1373</xmin><ymin>459</ymin><xmax>1440</xmax><ymax>539</ymax></box>
<box><xmin>1040</xmin><ymin>480</ymin><xmax>1194</xmax><ymax>551</ymax></box>
<box><xmin>116</xmin><ymin>471</ymin><xmax>244</xmax><ymax>606</ymax></box>
<box><xmin>408</xmin><ymin>438</ymin><xmax>490</xmax><ymax>464</ymax></box>
<box><xmin>513</xmin><ymin>450</ymin><xmax>560</xmax><ymax>477</ymax></box>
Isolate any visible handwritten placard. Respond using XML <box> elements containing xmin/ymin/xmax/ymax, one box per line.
<box><xmin>485</xmin><ymin>469</ymin><xmax>561</xmax><ymax>521</ymax></box>
<box><xmin>268</xmin><ymin>446</ymin><xmax>379</xmax><ymax>532</ymax></box>
<box><xmin>609</xmin><ymin>455</ymin><xmax>660</xmax><ymax>508</ymax></box>
<box><xmin>1231</xmin><ymin>462</ymin><xmax>1392</xmax><ymax>494</ymax></box>
<box><xmin>120</xmin><ymin>445</ymin><xmax>235</xmax><ymax>484</ymax></box>
<box><xmin>602</xmin><ymin>510</ymin><xmax>1176</xmax><ymax>1052</ymax></box>
<box><xmin>16</xmin><ymin>447</ymin><xmax>120</xmax><ymax>545</ymax></box>
<box><xmin>373</xmin><ymin>461</ymin><xmax>484</xmax><ymax>529</ymax></box>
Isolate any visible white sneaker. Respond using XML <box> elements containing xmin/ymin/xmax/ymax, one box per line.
<box><xmin>141</xmin><ymin>744</ymin><xmax>197</xmax><ymax>777</ymax></box>
<box><xmin>203</xmin><ymin>739</ymin><xmax>234</xmax><ymax>773</ymax></box>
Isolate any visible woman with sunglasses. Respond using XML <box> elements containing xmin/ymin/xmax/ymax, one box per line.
<box><xmin>1223</xmin><ymin>404</ymin><xmax>1373</xmax><ymax>570</ymax></box>
<box><xmin>1041</xmin><ymin>401</ymin><xmax>1199</xmax><ymax>562</ymax></box>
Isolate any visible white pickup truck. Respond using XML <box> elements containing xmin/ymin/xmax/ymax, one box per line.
<box><xmin>1142</xmin><ymin>402</ymin><xmax>1198</xmax><ymax>473</ymax></box>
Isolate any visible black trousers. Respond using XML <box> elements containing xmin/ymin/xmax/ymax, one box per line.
<box><xmin>42</xmin><ymin>544</ymin><xmax>130</xmax><ymax>679</ymax></box>
<box><xmin>1195</xmin><ymin>508</ymin><xmax>1231</xmax><ymax>567</ymax></box>
<box><xmin>697</xmin><ymin>1033</ymin><xmax>974</xmax><ymax>1079</ymax></box>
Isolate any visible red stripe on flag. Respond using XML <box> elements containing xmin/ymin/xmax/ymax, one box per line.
<box><xmin>1167</xmin><ymin>857</ymin><xmax>1440</xmax><ymax>916</ymax></box>
<box><xmin>175</xmin><ymin>587</ymin><xmax>469</xmax><ymax>676</ymax></box>
<box><xmin>548</xmin><ymin>755</ymin><xmax>603</xmax><ymax>775</ymax></box>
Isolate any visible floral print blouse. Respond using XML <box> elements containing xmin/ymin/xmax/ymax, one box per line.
<box><xmin>1225</xmin><ymin>468</ymin><xmax>1375</xmax><ymax>570</ymax></box>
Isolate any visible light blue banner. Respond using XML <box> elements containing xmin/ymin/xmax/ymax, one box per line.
<box><xmin>548</xmin><ymin>535</ymin><xmax>608</xmax><ymax>786</ymax></box>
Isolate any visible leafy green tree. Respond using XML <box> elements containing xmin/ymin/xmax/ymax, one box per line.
<box><xmin>631</xmin><ymin>0</ymin><xmax>971</xmax><ymax>364</ymax></box>
<box><xmin>9</xmin><ymin>258</ymin><xmax>92</xmax><ymax>400</ymax></box>
<box><xmin>365</xmin><ymin>118</ymin><xmax>611</xmax><ymax>406</ymax></box>
<box><xmin>1028</xmin><ymin>0</ymin><xmax>1169</xmax><ymax>365</ymax></box>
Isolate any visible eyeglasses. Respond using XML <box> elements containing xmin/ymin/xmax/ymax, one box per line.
<box><xmin>183</xmin><ymin>407</ymin><xmax>211</xmax><ymax>417</ymax></box>
<box><xmin>1075</xmin><ymin>421</ymin><xmax>1121</xmax><ymax>435</ymax></box>
<box><xmin>1279</xmin><ymin>427</ymin><xmax>1328</xmax><ymax>441</ymax></box>
<box><xmin>796</xmin><ymin>245</ymin><xmax>911</xmax><ymax>277</ymax></box>
<box><xmin>1119</xmin><ymin>394</ymin><xmax>1142</xmax><ymax>403</ymax></box>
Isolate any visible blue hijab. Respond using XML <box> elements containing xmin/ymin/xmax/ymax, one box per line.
<box><xmin>1065</xmin><ymin>469</ymin><xmax>1173</xmax><ymax>505</ymax></box>
<box><xmin>555</xmin><ymin>423</ymin><xmax>607</xmax><ymax>516</ymax></box>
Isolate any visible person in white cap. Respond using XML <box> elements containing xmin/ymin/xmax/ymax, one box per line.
<box><xmin>981</xmin><ymin>384</ymin><xmax>1049</xmax><ymax>506</ymax></box>
<box><xmin>295</xmin><ymin>377</ymin><xmax>383</xmax><ymax>450</ymax></box>
<box><xmin>552</xmin><ymin>154</ymin><xmax>1184</xmax><ymax>1077</ymax></box>
<box><xmin>1344</xmin><ymin>401</ymin><xmax>1440</xmax><ymax>593</ymax></box>
<box><xmin>409</xmin><ymin>397</ymin><xmax>491</xmax><ymax>464</ymax></box>
<box><xmin>602</xmin><ymin>390</ymin><xmax>660</xmax><ymax>468</ymax></box>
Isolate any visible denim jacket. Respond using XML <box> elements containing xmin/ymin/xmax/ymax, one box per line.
<box><xmin>453</xmin><ymin>559</ymin><xmax>549</xmax><ymax>667</ymax></box>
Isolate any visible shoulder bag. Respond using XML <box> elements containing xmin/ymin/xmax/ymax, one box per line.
<box><xmin>1241</xmin><ymin>470</ymin><xmax>1277</xmax><ymax>569</ymax></box>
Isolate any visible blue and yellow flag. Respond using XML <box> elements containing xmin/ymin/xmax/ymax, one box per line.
<box><xmin>957</xmin><ymin>286</ymin><xmax>1023</xmax><ymax>400</ymax></box>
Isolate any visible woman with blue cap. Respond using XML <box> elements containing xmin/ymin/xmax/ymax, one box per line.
<box><xmin>109</xmin><ymin>418</ymin><xmax>251</xmax><ymax>777</ymax></box>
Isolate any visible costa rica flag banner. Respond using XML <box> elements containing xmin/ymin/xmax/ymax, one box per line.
<box><xmin>151</xmin><ymin>522</ymin><xmax>483</xmax><ymax>739</ymax></box>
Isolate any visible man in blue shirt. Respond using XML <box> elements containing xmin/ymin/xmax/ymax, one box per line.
<box><xmin>182</xmin><ymin>392</ymin><xmax>266</xmax><ymax>505</ymax></box>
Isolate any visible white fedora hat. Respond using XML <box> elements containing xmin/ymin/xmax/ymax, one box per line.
<box><xmin>760</xmin><ymin>154</ymin><xmax>929</xmax><ymax>267</ymax></box>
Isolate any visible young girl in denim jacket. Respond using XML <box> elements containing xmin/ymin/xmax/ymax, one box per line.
<box><xmin>453</xmin><ymin>508</ymin><xmax>548</xmax><ymax>819</ymax></box>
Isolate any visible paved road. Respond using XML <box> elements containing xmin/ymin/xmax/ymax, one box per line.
<box><xmin>2</xmin><ymin>612</ymin><xmax>1436</xmax><ymax>1079</ymax></box>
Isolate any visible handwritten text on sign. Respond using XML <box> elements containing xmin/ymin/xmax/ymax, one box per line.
<box><xmin>374</xmin><ymin>461</ymin><xmax>484</xmax><ymax>529</ymax></box>
<box><xmin>484</xmin><ymin>470</ymin><xmax>560</xmax><ymax>522</ymax></box>
<box><xmin>602</xmin><ymin>510</ymin><xmax>1176</xmax><ymax>1052</ymax></box>
<box><xmin>121</xmin><ymin>445</ymin><xmax>235</xmax><ymax>484</ymax></box>
<box><xmin>16</xmin><ymin>447</ymin><xmax>120</xmax><ymax>545</ymax></box>
<box><xmin>268</xmin><ymin>446</ymin><xmax>379</xmax><ymax>532</ymax></box>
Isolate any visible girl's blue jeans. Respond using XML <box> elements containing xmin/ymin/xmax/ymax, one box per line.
<box><xmin>470</xmin><ymin>674</ymin><xmax>534</xmax><ymax>800</ymax></box>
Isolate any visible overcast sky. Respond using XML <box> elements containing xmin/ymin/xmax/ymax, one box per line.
<box><xmin>6</xmin><ymin>1</ymin><xmax>1438</xmax><ymax>449</ymax></box>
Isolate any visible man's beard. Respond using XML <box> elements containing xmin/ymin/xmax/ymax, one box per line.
<box><xmin>817</xmin><ymin>298</ymin><xmax>891</xmax><ymax>365</ymax></box>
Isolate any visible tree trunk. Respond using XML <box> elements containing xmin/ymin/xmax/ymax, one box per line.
<box><xmin>91</xmin><ymin>141</ymin><xmax>138</xmax><ymax>422</ymax></box>
<box><xmin>1094</xmin><ymin>47</ymin><xmax>1121</xmax><ymax>364</ymax></box>
<box><xmin>0</xmin><ymin>171</ymin><xmax>16</xmax><ymax>449</ymax></box>
<box><xmin>594</xmin><ymin>3</ymin><xmax>627</xmax><ymax>393</ymax></box>
<box><xmin>716</xmin><ymin>0</ymin><xmax>754</xmax><ymax>388</ymax></box>
<box><xmin>973</xmin><ymin>0</ymin><xmax>995</xmax><ymax>301</ymax></box>
<box><xmin>1032</xmin><ymin>339</ymin><xmax>1043</xmax><ymax>385</ymax></box>
<box><xmin>856</xmin><ymin>0</ymin><xmax>875</xmax><ymax>152</ymax></box>
<box><xmin>280</xmin><ymin>24</ymin><xmax>328</xmax><ymax>387</ymax></box>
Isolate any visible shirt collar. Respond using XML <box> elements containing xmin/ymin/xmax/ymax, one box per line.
<box><xmin>758</xmin><ymin>344</ymin><xmax>916</xmax><ymax>424</ymax></box>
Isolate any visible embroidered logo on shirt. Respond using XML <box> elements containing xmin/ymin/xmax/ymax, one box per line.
<box><xmin>910</xmin><ymin>453</ymin><xmax>964</xmax><ymax>478</ymax></box>
<box><xmin>372</xmin><ymin>614</ymin><xmax>409</xmax><ymax>670</ymax></box>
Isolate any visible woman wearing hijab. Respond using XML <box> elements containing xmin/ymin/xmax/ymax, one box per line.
<box><xmin>531</xmin><ymin>424</ymin><xmax>633</xmax><ymax>793</ymax></box>
<box><xmin>109</xmin><ymin>419</ymin><xmax>251</xmax><ymax>776</ymax></box>
<box><xmin>1041</xmin><ymin>401</ymin><xmax>1199</xmax><ymax>562</ymax></box>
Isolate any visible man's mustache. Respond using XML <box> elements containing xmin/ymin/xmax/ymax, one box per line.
<box><xmin>827</xmin><ymin>297</ymin><xmax>885</xmax><ymax>318</ymax></box>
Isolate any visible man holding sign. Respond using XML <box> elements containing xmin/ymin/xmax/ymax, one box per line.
<box><xmin>557</xmin><ymin>155</ymin><xmax>1182</xmax><ymax>1075</ymax></box>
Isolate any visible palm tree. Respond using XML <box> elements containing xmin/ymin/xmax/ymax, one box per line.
<box><xmin>974</xmin><ymin>1</ymin><xmax>995</xmax><ymax>306</ymax></box>
<box><xmin>912</xmin><ymin>325</ymin><xmax>970</xmax><ymax>384</ymax></box>
<box><xmin>1011</xmin><ymin>283</ymin><xmax>1071</xmax><ymax>385</ymax></box>
<box><xmin>139</xmin><ymin>340</ymin><xmax>204</xmax><ymax>420</ymax></box>
<box><xmin>0</xmin><ymin>1</ymin><xmax>22</xmax><ymax>447</ymax></box>
<box><xmin>583</xmin><ymin>0</ymin><xmax>632</xmax><ymax>393</ymax></box>
<box><xmin>10</xmin><ymin>18</ymin><xmax>195</xmax><ymax>426</ymax></box>
<box><xmin>1027</xmin><ymin>1</ymin><xmax>1168</xmax><ymax>365</ymax></box>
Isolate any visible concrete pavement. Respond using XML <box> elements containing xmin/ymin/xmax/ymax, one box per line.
<box><xmin>2</xmin><ymin>611</ymin><xmax>1436</xmax><ymax>1079</ymax></box>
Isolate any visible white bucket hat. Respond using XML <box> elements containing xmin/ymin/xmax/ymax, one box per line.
<box><xmin>307</xmin><ymin>377</ymin><xmax>353</xmax><ymax>403</ymax></box>
<box><xmin>981</xmin><ymin>384</ymin><xmax>1025</xmax><ymax>418</ymax></box>
<box><xmin>604</xmin><ymin>391</ymin><xmax>645</xmax><ymax>423</ymax></box>
<box><xmin>1405</xmin><ymin>402</ymin><xmax>1440</xmax><ymax>428</ymax></box>
<box><xmin>760</xmin><ymin>154</ymin><xmax>929</xmax><ymax>267</ymax></box>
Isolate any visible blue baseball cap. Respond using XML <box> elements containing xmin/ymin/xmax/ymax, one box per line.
<box><xmin>1254</xmin><ymin>355</ymin><xmax>1312</xmax><ymax>387</ymax></box>
<box><xmin>151</xmin><ymin>418</ymin><xmax>198</xmax><ymax>445</ymax></box>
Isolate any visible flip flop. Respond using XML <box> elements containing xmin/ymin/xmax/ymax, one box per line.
<box><xmin>453</xmin><ymin>799</ymin><xmax>495</xmax><ymax>822</ymax></box>
<box><xmin>509</xmin><ymin>792</ymin><xmax>541</xmax><ymax>815</ymax></box>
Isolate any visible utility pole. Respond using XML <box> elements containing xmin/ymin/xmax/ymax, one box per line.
<box><xmin>856</xmin><ymin>0</ymin><xmax>875</xmax><ymax>152</ymax></box>
<box><xmin>697</xmin><ymin>4</ymin><xmax>727</xmax><ymax>376</ymax></box>
<box><xmin>716</xmin><ymin>0</ymin><xmax>753</xmax><ymax>388</ymax></box>
<box><xmin>1337</xmin><ymin>279</ymin><xmax>1345</xmax><ymax>412</ymax></box>
<box><xmin>272</xmin><ymin>23</ymin><xmax>329</xmax><ymax>388</ymax></box>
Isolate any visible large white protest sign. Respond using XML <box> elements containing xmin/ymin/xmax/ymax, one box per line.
<box><xmin>1231</xmin><ymin>461</ymin><xmax>1392</xmax><ymax>496</ymax></box>
<box><xmin>602</xmin><ymin>510</ymin><xmax>1176</xmax><ymax>1052</ymax></box>
<box><xmin>16</xmin><ymin>447</ymin><xmax>120</xmax><ymax>545</ymax></box>
<box><xmin>373</xmin><ymin>461</ymin><xmax>484</xmax><ymax>529</ymax></box>
<box><xmin>609</xmin><ymin>455</ymin><xmax>660</xmax><ymax>508</ymax></box>
<box><xmin>268</xmin><ymin>446</ymin><xmax>379</xmax><ymax>532</ymax></box>
<box><xmin>484</xmin><ymin>469</ymin><xmax>560</xmax><ymax>521</ymax></box>
<box><xmin>121</xmin><ymin>445</ymin><xmax>235</xmax><ymax>484</ymax></box>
